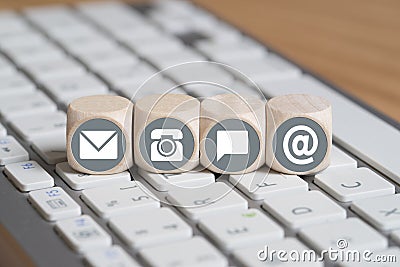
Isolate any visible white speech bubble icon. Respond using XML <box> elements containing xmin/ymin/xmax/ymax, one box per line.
<box><xmin>216</xmin><ymin>130</ymin><xmax>248</xmax><ymax>161</ymax></box>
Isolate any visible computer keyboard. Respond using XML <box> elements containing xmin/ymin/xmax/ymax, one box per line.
<box><xmin>0</xmin><ymin>1</ymin><xmax>399</xmax><ymax>267</ymax></box>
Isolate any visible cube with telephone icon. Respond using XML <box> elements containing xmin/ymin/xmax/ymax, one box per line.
<box><xmin>134</xmin><ymin>94</ymin><xmax>200</xmax><ymax>173</ymax></box>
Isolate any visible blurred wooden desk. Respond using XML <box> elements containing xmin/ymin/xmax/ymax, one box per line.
<box><xmin>0</xmin><ymin>0</ymin><xmax>399</xmax><ymax>122</ymax></box>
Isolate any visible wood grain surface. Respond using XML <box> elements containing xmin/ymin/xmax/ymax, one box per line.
<box><xmin>0</xmin><ymin>0</ymin><xmax>398</xmax><ymax>122</ymax></box>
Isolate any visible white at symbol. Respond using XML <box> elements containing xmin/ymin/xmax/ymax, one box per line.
<box><xmin>283</xmin><ymin>125</ymin><xmax>318</xmax><ymax>165</ymax></box>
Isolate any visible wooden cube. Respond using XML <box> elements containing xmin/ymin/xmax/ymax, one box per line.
<box><xmin>67</xmin><ymin>95</ymin><xmax>134</xmax><ymax>175</ymax></box>
<box><xmin>266</xmin><ymin>94</ymin><xmax>332</xmax><ymax>175</ymax></box>
<box><xmin>134</xmin><ymin>94</ymin><xmax>200</xmax><ymax>173</ymax></box>
<box><xmin>200</xmin><ymin>94</ymin><xmax>266</xmax><ymax>174</ymax></box>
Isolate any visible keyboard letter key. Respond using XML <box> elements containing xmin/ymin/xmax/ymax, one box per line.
<box><xmin>55</xmin><ymin>215</ymin><xmax>111</xmax><ymax>252</ymax></box>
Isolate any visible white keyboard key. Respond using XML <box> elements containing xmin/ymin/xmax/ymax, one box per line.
<box><xmin>229</xmin><ymin>167</ymin><xmax>308</xmax><ymax>200</ymax></box>
<box><xmin>0</xmin><ymin>31</ymin><xmax>47</xmax><ymax>49</ymax></box>
<box><xmin>11</xmin><ymin>111</ymin><xmax>66</xmax><ymax>141</ymax></box>
<box><xmin>299</xmin><ymin>218</ymin><xmax>387</xmax><ymax>252</ymax></box>
<box><xmin>98</xmin><ymin>62</ymin><xmax>156</xmax><ymax>88</ymax></box>
<box><xmin>228</xmin><ymin>80</ymin><xmax>264</xmax><ymax>99</ymax></box>
<box><xmin>24</xmin><ymin>57</ymin><xmax>86</xmax><ymax>82</ymax></box>
<box><xmin>28</xmin><ymin>186</ymin><xmax>81</xmax><ymax>221</ymax></box>
<box><xmin>0</xmin><ymin>91</ymin><xmax>57</xmax><ymax>120</ymax></box>
<box><xmin>151</xmin><ymin>12</ymin><xmax>217</xmax><ymax>34</ymax></box>
<box><xmin>0</xmin><ymin>55</ymin><xmax>15</xmax><ymax>76</ymax></box>
<box><xmin>199</xmin><ymin>209</ymin><xmax>283</xmax><ymax>251</ymax></box>
<box><xmin>262</xmin><ymin>190</ymin><xmax>346</xmax><ymax>229</ymax></box>
<box><xmin>25</xmin><ymin>5</ymin><xmax>78</xmax><ymax>19</ymax></box>
<box><xmin>42</xmin><ymin>74</ymin><xmax>108</xmax><ymax>102</ymax></box>
<box><xmin>146</xmin><ymin>49</ymin><xmax>206</xmax><ymax>70</ymax></box>
<box><xmin>233</xmin><ymin>237</ymin><xmax>323</xmax><ymax>267</ymax></box>
<box><xmin>126</xmin><ymin>35</ymin><xmax>184</xmax><ymax>56</ymax></box>
<box><xmin>31</xmin><ymin>134</ymin><xmax>66</xmax><ymax>164</ymax></box>
<box><xmin>223</xmin><ymin>54</ymin><xmax>301</xmax><ymax>83</ymax></box>
<box><xmin>55</xmin><ymin>215</ymin><xmax>111</xmax><ymax>253</ymax></box>
<box><xmin>323</xmin><ymin>145</ymin><xmax>357</xmax><ymax>171</ymax></box>
<box><xmin>199</xmin><ymin>23</ymin><xmax>243</xmax><ymax>44</ymax></box>
<box><xmin>56</xmin><ymin>162</ymin><xmax>131</xmax><ymax>190</ymax></box>
<box><xmin>152</xmin><ymin>0</ymin><xmax>198</xmax><ymax>16</ymax></box>
<box><xmin>81</xmin><ymin>181</ymin><xmax>159</xmax><ymax>219</ymax></box>
<box><xmin>0</xmin><ymin>136</ymin><xmax>29</xmax><ymax>165</ymax></box>
<box><xmin>79</xmin><ymin>3</ymin><xmax>144</xmax><ymax>30</ymax></box>
<box><xmin>4</xmin><ymin>42</ymin><xmax>65</xmax><ymax>65</ymax></box>
<box><xmin>163</xmin><ymin>63</ymin><xmax>234</xmax><ymax>96</ymax></box>
<box><xmin>139</xmin><ymin>236</ymin><xmax>228</xmax><ymax>267</ymax></box>
<box><xmin>58</xmin><ymin>91</ymin><xmax>117</xmax><ymax>108</ymax></box>
<box><xmin>85</xmin><ymin>245</ymin><xmax>141</xmax><ymax>267</ymax></box>
<box><xmin>341</xmin><ymin>247</ymin><xmax>400</xmax><ymax>267</ymax></box>
<box><xmin>351</xmin><ymin>194</ymin><xmax>400</xmax><ymax>231</ymax></box>
<box><xmin>113</xmin><ymin>24</ymin><xmax>163</xmax><ymax>42</ymax></box>
<box><xmin>101</xmin><ymin>18</ymin><xmax>149</xmax><ymax>37</ymax></box>
<box><xmin>118</xmin><ymin>77</ymin><xmax>184</xmax><ymax>101</ymax></box>
<box><xmin>258</xmin><ymin>75</ymin><xmax>400</xmax><ymax>184</ymax></box>
<box><xmin>0</xmin><ymin>14</ymin><xmax>31</xmax><ymax>36</ymax></box>
<box><xmin>26</xmin><ymin>8</ymin><xmax>85</xmax><ymax>32</ymax></box>
<box><xmin>46</xmin><ymin>23</ymin><xmax>100</xmax><ymax>41</ymax></box>
<box><xmin>110</xmin><ymin>207</ymin><xmax>192</xmax><ymax>249</ymax></box>
<box><xmin>0</xmin><ymin>123</ymin><xmax>6</xmax><ymax>136</ymax></box>
<box><xmin>139</xmin><ymin>167</ymin><xmax>215</xmax><ymax>191</ymax></box>
<box><xmin>61</xmin><ymin>33</ymin><xmax>117</xmax><ymax>54</ymax></box>
<box><xmin>0</xmin><ymin>73</ymin><xmax>35</xmax><ymax>96</ymax></box>
<box><xmin>78</xmin><ymin>47</ymin><xmax>139</xmax><ymax>71</ymax></box>
<box><xmin>78</xmin><ymin>1</ymin><xmax>142</xmax><ymax>19</ymax></box>
<box><xmin>196</xmin><ymin>38</ymin><xmax>267</xmax><ymax>62</ymax></box>
<box><xmin>4</xmin><ymin>160</ymin><xmax>54</xmax><ymax>192</ymax></box>
<box><xmin>166</xmin><ymin>182</ymin><xmax>248</xmax><ymax>221</ymax></box>
<box><xmin>315</xmin><ymin>167</ymin><xmax>395</xmax><ymax>202</ymax></box>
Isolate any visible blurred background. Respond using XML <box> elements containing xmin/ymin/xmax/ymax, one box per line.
<box><xmin>1</xmin><ymin>0</ymin><xmax>399</xmax><ymax>122</ymax></box>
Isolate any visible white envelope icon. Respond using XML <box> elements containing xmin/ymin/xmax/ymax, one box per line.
<box><xmin>79</xmin><ymin>131</ymin><xmax>118</xmax><ymax>160</ymax></box>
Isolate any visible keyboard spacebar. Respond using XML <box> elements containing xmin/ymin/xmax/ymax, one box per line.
<box><xmin>259</xmin><ymin>75</ymin><xmax>400</xmax><ymax>183</ymax></box>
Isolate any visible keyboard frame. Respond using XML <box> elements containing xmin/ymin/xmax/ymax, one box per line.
<box><xmin>0</xmin><ymin>1</ymin><xmax>399</xmax><ymax>267</ymax></box>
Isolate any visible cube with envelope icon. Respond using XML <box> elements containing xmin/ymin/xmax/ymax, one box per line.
<box><xmin>67</xmin><ymin>95</ymin><xmax>133</xmax><ymax>174</ymax></box>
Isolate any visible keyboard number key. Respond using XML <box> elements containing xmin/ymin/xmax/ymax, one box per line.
<box><xmin>4</xmin><ymin>160</ymin><xmax>54</xmax><ymax>191</ymax></box>
<box><xmin>28</xmin><ymin>186</ymin><xmax>81</xmax><ymax>221</ymax></box>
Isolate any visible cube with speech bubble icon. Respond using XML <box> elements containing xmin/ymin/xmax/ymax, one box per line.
<box><xmin>200</xmin><ymin>94</ymin><xmax>266</xmax><ymax>174</ymax></box>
